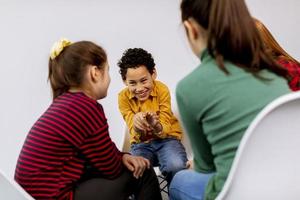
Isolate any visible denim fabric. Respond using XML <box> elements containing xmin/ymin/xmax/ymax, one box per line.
<box><xmin>131</xmin><ymin>138</ymin><xmax>188</xmax><ymax>184</ymax></box>
<box><xmin>169</xmin><ymin>170</ymin><xmax>214</xmax><ymax>200</ymax></box>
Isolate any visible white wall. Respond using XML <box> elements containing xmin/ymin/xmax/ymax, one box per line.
<box><xmin>0</xmin><ymin>0</ymin><xmax>299</xmax><ymax>178</ymax></box>
<box><xmin>247</xmin><ymin>0</ymin><xmax>300</xmax><ymax>60</ymax></box>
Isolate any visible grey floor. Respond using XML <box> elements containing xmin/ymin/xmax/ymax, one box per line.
<box><xmin>162</xmin><ymin>192</ymin><xmax>169</xmax><ymax>200</ymax></box>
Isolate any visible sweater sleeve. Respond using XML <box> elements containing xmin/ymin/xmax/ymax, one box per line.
<box><xmin>79</xmin><ymin>123</ymin><xmax>124</xmax><ymax>179</ymax></box>
<box><xmin>76</xmin><ymin>103</ymin><xmax>124</xmax><ymax>179</ymax></box>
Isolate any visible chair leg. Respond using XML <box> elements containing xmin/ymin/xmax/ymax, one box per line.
<box><xmin>157</xmin><ymin>174</ymin><xmax>168</xmax><ymax>195</ymax></box>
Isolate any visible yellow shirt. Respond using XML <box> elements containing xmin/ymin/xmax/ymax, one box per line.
<box><xmin>118</xmin><ymin>80</ymin><xmax>183</xmax><ymax>144</ymax></box>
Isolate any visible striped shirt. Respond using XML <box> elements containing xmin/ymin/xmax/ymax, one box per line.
<box><xmin>277</xmin><ymin>57</ymin><xmax>300</xmax><ymax>91</ymax></box>
<box><xmin>14</xmin><ymin>92</ymin><xmax>124</xmax><ymax>200</ymax></box>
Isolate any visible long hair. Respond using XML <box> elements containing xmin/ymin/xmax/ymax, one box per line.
<box><xmin>255</xmin><ymin>18</ymin><xmax>300</xmax><ymax>65</ymax></box>
<box><xmin>48</xmin><ymin>41</ymin><xmax>107</xmax><ymax>99</ymax></box>
<box><xmin>180</xmin><ymin>0</ymin><xmax>288</xmax><ymax>78</ymax></box>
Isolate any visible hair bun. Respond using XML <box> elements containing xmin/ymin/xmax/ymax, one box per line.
<box><xmin>50</xmin><ymin>38</ymin><xmax>72</xmax><ymax>60</ymax></box>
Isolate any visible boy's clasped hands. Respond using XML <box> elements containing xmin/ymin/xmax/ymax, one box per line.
<box><xmin>133</xmin><ymin>112</ymin><xmax>163</xmax><ymax>139</ymax></box>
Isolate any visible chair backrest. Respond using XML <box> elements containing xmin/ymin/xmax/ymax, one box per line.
<box><xmin>216</xmin><ymin>92</ymin><xmax>300</xmax><ymax>200</ymax></box>
<box><xmin>122</xmin><ymin>124</ymin><xmax>131</xmax><ymax>152</ymax></box>
<box><xmin>0</xmin><ymin>170</ymin><xmax>34</xmax><ymax>200</ymax></box>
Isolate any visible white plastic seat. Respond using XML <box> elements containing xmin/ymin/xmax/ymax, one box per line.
<box><xmin>0</xmin><ymin>169</ymin><xmax>34</xmax><ymax>200</ymax></box>
<box><xmin>216</xmin><ymin>91</ymin><xmax>300</xmax><ymax>200</ymax></box>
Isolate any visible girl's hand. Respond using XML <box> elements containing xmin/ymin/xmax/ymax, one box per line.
<box><xmin>122</xmin><ymin>154</ymin><xmax>150</xmax><ymax>179</ymax></box>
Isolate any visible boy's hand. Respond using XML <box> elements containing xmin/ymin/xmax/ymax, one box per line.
<box><xmin>133</xmin><ymin>112</ymin><xmax>152</xmax><ymax>132</ymax></box>
<box><xmin>145</xmin><ymin>112</ymin><xmax>162</xmax><ymax>134</ymax></box>
<box><xmin>122</xmin><ymin>154</ymin><xmax>150</xmax><ymax>179</ymax></box>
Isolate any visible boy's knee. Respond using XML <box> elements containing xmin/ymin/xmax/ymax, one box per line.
<box><xmin>163</xmin><ymin>159</ymin><xmax>186</xmax><ymax>174</ymax></box>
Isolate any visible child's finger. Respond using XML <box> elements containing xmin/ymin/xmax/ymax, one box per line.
<box><xmin>135</xmin><ymin>121</ymin><xmax>144</xmax><ymax>130</ymax></box>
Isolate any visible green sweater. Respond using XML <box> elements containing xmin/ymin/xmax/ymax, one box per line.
<box><xmin>176</xmin><ymin>50</ymin><xmax>290</xmax><ymax>200</ymax></box>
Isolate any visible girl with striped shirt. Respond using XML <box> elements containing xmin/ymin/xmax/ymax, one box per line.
<box><xmin>14</xmin><ymin>39</ymin><xmax>162</xmax><ymax>200</ymax></box>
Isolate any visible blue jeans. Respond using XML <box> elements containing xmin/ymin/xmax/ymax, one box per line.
<box><xmin>131</xmin><ymin>138</ymin><xmax>187</xmax><ymax>184</ymax></box>
<box><xmin>169</xmin><ymin>170</ymin><xmax>214</xmax><ymax>200</ymax></box>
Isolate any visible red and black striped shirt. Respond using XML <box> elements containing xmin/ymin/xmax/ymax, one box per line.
<box><xmin>14</xmin><ymin>92</ymin><xmax>124</xmax><ymax>200</ymax></box>
<box><xmin>278</xmin><ymin>57</ymin><xmax>300</xmax><ymax>91</ymax></box>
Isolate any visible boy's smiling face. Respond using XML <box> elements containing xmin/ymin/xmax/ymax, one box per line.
<box><xmin>124</xmin><ymin>65</ymin><xmax>157</xmax><ymax>101</ymax></box>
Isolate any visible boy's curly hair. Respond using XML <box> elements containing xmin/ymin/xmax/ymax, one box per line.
<box><xmin>117</xmin><ymin>48</ymin><xmax>156</xmax><ymax>81</ymax></box>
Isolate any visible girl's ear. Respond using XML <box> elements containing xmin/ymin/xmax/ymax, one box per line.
<box><xmin>183</xmin><ymin>18</ymin><xmax>207</xmax><ymax>56</ymax></box>
<box><xmin>90</xmin><ymin>65</ymin><xmax>101</xmax><ymax>83</ymax></box>
<box><xmin>152</xmin><ymin>69</ymin><xmax>157</xmax><ymax>80</ymax></box>
<box><xmin>183</xmin><ymin>19</ymin><xmax>199</xmax><ymax>42</ymax></box>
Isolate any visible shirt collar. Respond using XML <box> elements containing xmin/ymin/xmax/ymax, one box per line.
<box><xmin>200</xmin><ymin>48</ymin><xmax>209</xmax><ymax>61</ymax></box>
<box><xmin>129</xmin><ymin>91</ymin><xmax>135</xmax><ymax>99</ymax></box>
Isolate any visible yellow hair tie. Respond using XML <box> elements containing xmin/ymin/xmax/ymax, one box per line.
<box><xmin>50</xmin><ymin>38</ymin><xmax>72</xmax><ymax>60</ymax></box>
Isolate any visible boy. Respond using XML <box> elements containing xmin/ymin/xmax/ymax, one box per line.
<box><xmin>117</xmin><ymin>48</ymin><xmax>187</xmax><ymax>185</ymax></box>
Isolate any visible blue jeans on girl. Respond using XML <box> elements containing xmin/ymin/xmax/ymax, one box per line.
<box><xmin>169</xmin><ymin>169</ymin><xmax>214</xmax><ymax>200</ymax></box>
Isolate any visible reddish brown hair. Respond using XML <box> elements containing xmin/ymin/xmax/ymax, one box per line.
<box><xmin>255</xmin><ymin>18</ymin><xmax>300</xmax><ymax>66</ymax></box>
<box><xmin>48</xmin><ymin>41</ymin><xmax>107</xmax><ymax>99</ymax></box>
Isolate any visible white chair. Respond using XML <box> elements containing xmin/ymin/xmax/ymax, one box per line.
<box><xmin>216</xmin><ymin>91</ymin><xmax>300</xmax><ymax>200</ymax></box>
<box><xmin>122</xmin><ymin>125</ymin><xmax>131</xmax><ymax>153</ymax></box>
<box><xmin>0</xmin><ymin>169</ymin><xmax>34</xmax><ymax>200</ymax></box>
